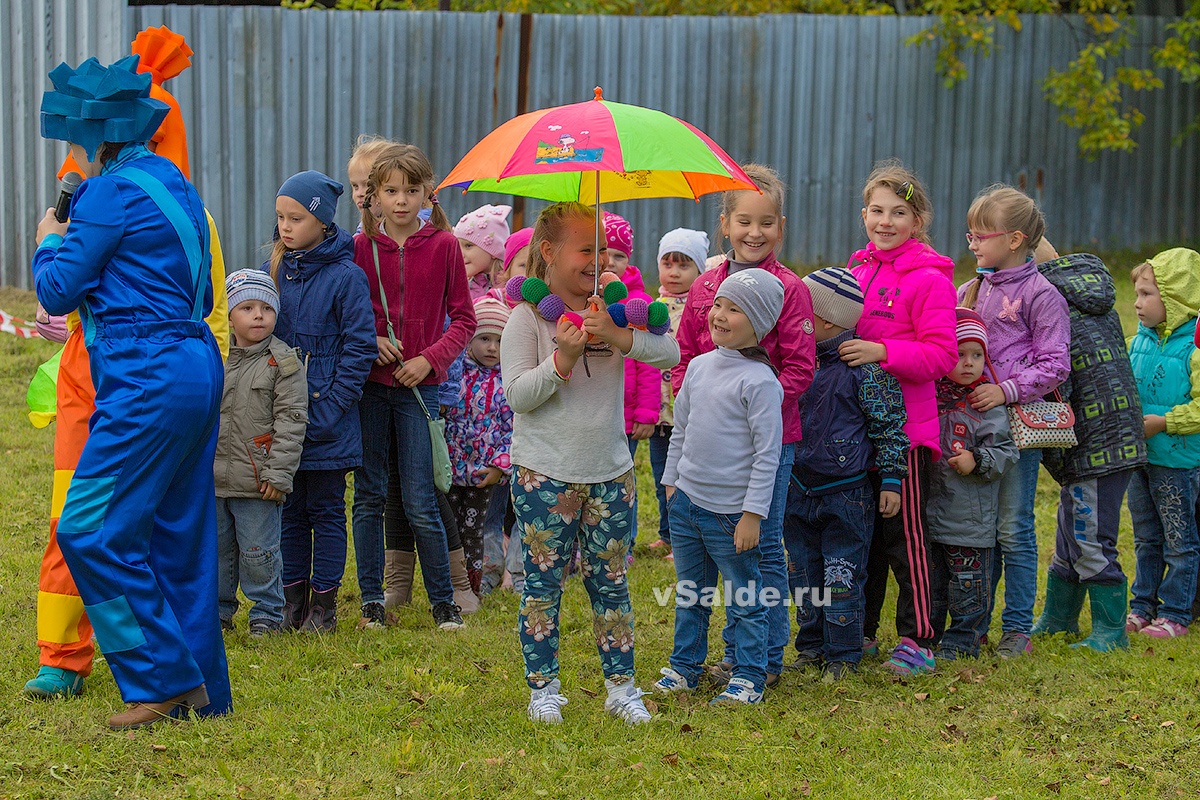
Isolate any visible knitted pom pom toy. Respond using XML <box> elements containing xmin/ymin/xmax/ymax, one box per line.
<box><xmin>608</xmin><ymin>303</ymin><xmax>628</xmax><ymax>328</ymax></box>
<box><xmin>603</xmin><ymin>280</ymin><xmax>628</xmax><ymax>305</ymax></box>
<box><xmin>506</xmin><ymin>275</ymin><xmax>527</xmax><ymax>304</ymax></box>
<box><xmin>537</xmin><ymin>293</ymin><xmax>565</xmax><ymax>322</ymax></box>
<box><xmin>647</xmin><ymin>300</ymin><xmax>669</xmax><ymax>328</ymax></box>
<box><xmin>563</xmin><ymin>311</ymin><xmax>584</xmax><ymax>329</ymax></box>
<box><xmin>624</xmin><ymin>297</ymin><xmax>649</xmax><ymax>329</ymax></box>
<box><xmin>649</xmin><ymin>321</ymin><xmax>671</xmax><ymax>335</ymax></box>
<box><xmin>520</xmin><ymin>276</ymin><xmax>550</xmax><ymax>306</ymax></box>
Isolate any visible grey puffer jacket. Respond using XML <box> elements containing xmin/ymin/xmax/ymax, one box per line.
<box><xmin>927</xmin><ymin>381</ymin><xmax>1019</xmax><ymax>548</ymax></box>
<box><xmin>1037</xmin><ymin>253</ymin><xmax>1147</xmax><ymax>484</ymax></box>
<box><xmin>214</xmin><ymin>335</ymin><xmax>309</xmax><ymax>498</ymax></box>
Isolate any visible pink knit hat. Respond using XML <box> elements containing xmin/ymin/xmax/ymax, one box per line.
<box><xmin>603</xmin><ymin>211</ymin><xmax>633</xmax><ymax>257</ymax></box>
<box><xmin>503</xmin><ymin>227</ymin><xmax>534</xmax><ymax>273</ymax></box>
<box><xmin>454</xmin><ymin>204</ymin><xmax>512</xmax><ymax>261</ymax></box>
<box><xmin>473</xmin><ymin>296</ymin><xmax>510</xmax><ymax>338</ymax></box>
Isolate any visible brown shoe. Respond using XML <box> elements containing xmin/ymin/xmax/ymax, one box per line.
<box><xmin>106</xmin><ymin>684</ymin><xmax>209</xmax><ymax>730</ymax></box>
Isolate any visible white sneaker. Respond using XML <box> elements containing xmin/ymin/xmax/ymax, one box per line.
<box><xmin>710</xmin><ymin>676</ymin><xmax>763</xmax><ymax>706</ymax></box>
<box><xmin>652</xmin><ymin>666</ymin><xmax>694</xmax><ymax>694</ymax></box>
<box><xmin>604</xmin><ymin>679</ymin><xmax>652</xmax><ymax>725</ymax></box>
<box><xmin>527</xmin><ymin>679</ymin><xmax>568</xmax><ymax>723</ymax></box>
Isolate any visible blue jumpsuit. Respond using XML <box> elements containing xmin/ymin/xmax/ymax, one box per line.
<box><xmin>32</xmin><ymin>144</ymin><xmax>231</xmax><ymax>715</ymax></box>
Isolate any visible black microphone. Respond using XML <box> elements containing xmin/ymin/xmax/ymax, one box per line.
<box><xmin>54</xmin><ymin>172</ymin><xmax>84</xmax><ymax>223</ymax></box>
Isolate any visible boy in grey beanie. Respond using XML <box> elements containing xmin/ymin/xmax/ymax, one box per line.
<box><xmin>214</xmin><ymin>269</ymin><xmax>309</xmax><ymax>636</ymax></box>
<box><xmin>656</xmin><ymin>266</ymin><xmax>784</xmax><ymax>706</ymax></box>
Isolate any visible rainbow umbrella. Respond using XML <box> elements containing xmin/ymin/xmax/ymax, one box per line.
<box><xmin>439</xmin><ymin>87</ymin><xmax>757</xmax><ymax>294</ymax></box>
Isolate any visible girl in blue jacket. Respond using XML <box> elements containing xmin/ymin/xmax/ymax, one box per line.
<box><xmin>267</xmin><ymin>171</ymin><xmax>376</xmax><ymax>633</ymax></box>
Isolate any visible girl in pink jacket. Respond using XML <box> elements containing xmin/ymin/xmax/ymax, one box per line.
<box><xmin>842</xmin><ymin>161</ymin><xmax>958</xmax><ymax>676</ymax></box>
<box><xmin>671</xmin><ymin>164</ymin><xmax>816</xmax><ymax>686</ymax></box>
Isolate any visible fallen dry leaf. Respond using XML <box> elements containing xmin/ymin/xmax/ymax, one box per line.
<box><xmin>644</xmin><ymin>698</ymin><xmax>659</xmax><ymax>715</ymax></box>
<box><xmin>151</xmin><ymin>744</ymin><xmax>166</xmax><ymax>752</ymax></box>
<box><xmin>409</xmin><ymin>691</ymin><xmax>426</xmax><ymax>706</ymax></box>
<box><xmin>471</xmin><ymin>661</ymin><xmax>490</xmax><ymax>673</ymax></box>
<box><xmin>484</xmin><ymin>757</ymin><xmax>504</xmax><ymax>766</ymax></box>
<box><xmin>1100</xmin><ymin>777</ymin><xmax>1111</xmax><ymax>786</ymax></box>
<box><xmin>680</xmin><ymin>723</ymin><xmax>695</xmax><ymax>734</ymax></box>
<box><xmin>914</xmin><ymin>692</ymin><xmax>929</xmax><ymax>701</ymax></box>
<box><xmin>1045</xmin><ymin>781</ymin><xmax>1062</xmax><ymax>794</ymax></box>
<box><xmin>352</xmin><ymin>663</ymin><xmax>369</xmax><ymax>670</ymax></box>
<box><xmin>1161</xmin><ymin>720</ymin><xmax>1176</xmax><ymax>728</ymax></box>
<box><xmin>799</xmin><ymin>780</ymin><xmax>812</xmax><ymax>796</ymax></box>
<box><xmin>517</xmin><ymin>749</ymin><xmax>526</xmax><ymax>757</ymax></box>
<box><xmin>1142</xmin><ymin>647</ymin><xmax>1155</xmax><ymax>657</ymax></box>
<box><xmin>630</xmin><ymin>762</ymin><xmax>644</xmax><ymax>771</ymax></box>
<box><xmin>950</xmin><ymin>704</ymin><xmax>965</xmax><ymax>712</ymax></box>
<box><xmin>662</xmin><ymin>752</ymin><xmax>679</xmax><ymax>767</ymax></box>
<box><xmin>828</xmin><ymin>704</ymin><xmax>840</xmax><ymax>714</ymax></box>
<box><xmin>579</xmin><ymin>687</ymin><xmax>598</xmax><ymax>698</ymax></box>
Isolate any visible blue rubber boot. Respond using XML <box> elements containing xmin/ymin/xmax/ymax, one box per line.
<box><xmin>24</xmin><ymin>666</ymin><xmax>85</xmax><ymax>699</ymax></box>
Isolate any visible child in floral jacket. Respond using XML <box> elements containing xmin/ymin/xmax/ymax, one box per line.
<box><xmin>445</xmin><ymin>297</ymin><xmax>514</xmax><ymax>599</ymax></box>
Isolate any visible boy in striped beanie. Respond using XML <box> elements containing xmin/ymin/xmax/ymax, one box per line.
<box><xmin>784</xmin><ymin>267</ymin><xmax>910</xmax><ymax>681</ymax></box>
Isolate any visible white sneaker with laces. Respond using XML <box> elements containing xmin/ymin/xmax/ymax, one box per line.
<box><xmin>652</xmin><ymin>666</ymin><xmax>694</xmax><ymax>694</ymax></box>
<box><xmin>710</xmin><ymin>676</ymin><xmax>763</xmax><ymax>706</ymax></box>
<box><xmin>527</xmin><ymin>679</ymin><xmax>569</xmax><ymax>723</ymax></box>
<box><xmin>604</xmin><ymin>679</ymin><xmax>652</xmax><ymax>725</ymax></box>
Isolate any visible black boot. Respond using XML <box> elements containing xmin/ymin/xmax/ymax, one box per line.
<box><xmin>300</xmin><ymin>586</ymin><xmax>338</xmax><ymax>633</ymax></box>
<box><xmin>282</xmin><ymin>580</ymin><xmax>309</xmax><ymax>632</ymax></box>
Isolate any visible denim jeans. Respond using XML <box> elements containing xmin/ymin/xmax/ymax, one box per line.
<box><xmin>784</xmin><ymin>482</ymin><xmax>874</xmax><ymax>666</ymax></box>
<box><xmin>668</xmin><ymin>488</ymin><xmax>768</xmax><ymax>692</ymax></box>
<box><xmin>514</xmin><ymin>466</ymin><xmax>636</xmax><ymax>688</ymax></box>
<box><xmin>627</xmin><ymin>436</ymin><xmax>641</xmax><ymax>549</ymax></box>
<box><xmin>648</xmin><ymin>425</ymin><xmax>673</xmax><ymax>542</ymax></box>
<box><xmin>723</xmin><ymin>442</ymin><xmax>793</xmax><ymax>675</ymax></box>
<box><xmin>217</xmin><ymin>497</ymin><xmax>284</xmax><ymax>624</ymax></box>
<box><xmin>987</xmin><ymin>447</ymin><xmax>1042</xmax><ymax>636</ymax></box>
<box><xmin>281</xmin><ymin>468</ymin><xmax>350</xmax><ymax>592</ymax></box>
<box><xmin>930</xmin><ymin>544</ymin><xmax>994</xmax><ymax>658</ymax></box>
<box><xmin>353</xmin><ymin>382</ymin><xmax>453</xmax><ymax>606</ymax></box>
<box><xmin>1129</xmin><ymin>465</ymin><xmax>1200</xmax><ymax>625</ymax></box>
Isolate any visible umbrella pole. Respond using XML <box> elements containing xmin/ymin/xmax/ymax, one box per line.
<box><xmin>594</xmin><ymin>170</ymin><xmax>601</xmax><ymax>299</ymax></box>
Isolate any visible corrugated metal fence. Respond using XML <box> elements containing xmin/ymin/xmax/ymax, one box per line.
<box><xmin>3</xmin><ymin>4</ymin><xmax>1197</xmax><ymax>288</ymax></box>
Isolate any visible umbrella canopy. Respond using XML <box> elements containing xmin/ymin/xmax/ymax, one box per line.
<box><xmin>439</xmin><ymin>87</ymin><xmax>757</xmax><ymax>204</ymax></box>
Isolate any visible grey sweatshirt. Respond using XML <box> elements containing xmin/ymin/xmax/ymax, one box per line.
<box><xmin>500</xmin><ymin>302</ymin><xmax>680</xmax><ymax>484</ymax></box>
<box><xmin>662</xmin><ymin>347</ymin><xmax>784</xmax><ymax>517</ymax></box>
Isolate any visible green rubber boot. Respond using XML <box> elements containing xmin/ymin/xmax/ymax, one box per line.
<box><xmin>1071</xmin><ymin>580</ymin><xmax>1130</xmax><ymax>652</ymax></box>
<box><xmin>1031</xmin><ymin>570</ymin><xmax>1086</xmax><ymax>636</ymax></box>
<box><xmin>23</xmin><ymin>666</ymin><xmax>85</xmax><ymax>699</ymax></box>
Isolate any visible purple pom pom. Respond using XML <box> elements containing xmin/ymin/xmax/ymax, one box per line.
<box><xmin>624</xmin><ymin>297</ymin><xmax>649</xmax><ymax>328</ymax></box>
<box><xmin>537</xmin><ymin>293</ymin><xmax>565</xmax><ymax>322</ymax></box>
<box><xmin>648</xmin><ymin>322</ymin><xmax>671</xmax><ymax>336</ymax></box>
<box><xmin>608</xmin><ymin>303</ymin><xmax>628</xmax><ymax>328</ymax></box>
<box><xmin>505</xmin><ymin>275</ymin><xmax>527</xmax><ymax>304</ymax></box>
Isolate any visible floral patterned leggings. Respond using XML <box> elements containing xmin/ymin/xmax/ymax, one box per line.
<box><xmin>513</xmin><ymin>465</ymin><xmax>637</xmax><ymax>689</ymax></box>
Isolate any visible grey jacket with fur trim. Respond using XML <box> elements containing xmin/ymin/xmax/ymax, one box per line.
<box><xmin>214</xmin><ymin>335</ymin><xmax>309</xmax><ymax>498</ymax></box>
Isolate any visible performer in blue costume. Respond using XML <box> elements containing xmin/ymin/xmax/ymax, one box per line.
<box><xmin>32</xmin><ymin>55</ymin><xmax>231</xmax><ymax>730</ymax></box>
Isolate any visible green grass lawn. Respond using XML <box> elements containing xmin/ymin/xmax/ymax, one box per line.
<box><xmin>2</xmin><ymin>259</ymin><xmax>1199</xmax><ymax>799</ymax></box>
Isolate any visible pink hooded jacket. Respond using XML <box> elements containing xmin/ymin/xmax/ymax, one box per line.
<box><xmin>671</xmin><ymin>252</ymin><xmax>816</xmax><ymax>444</ymax></box>
<box><xmin>623</xmin><ymin>285</ymin><xmax>663</xmax><ymax>434</ymax></box>
<box><xmin>849</xmin><ymin>238</ymin><xmax>958</xmax><ymax>458</ymax></box>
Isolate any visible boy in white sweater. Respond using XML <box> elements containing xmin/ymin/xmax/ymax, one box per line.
<box><xmin>657</xmin><ymin>268</ymin><xmax>785</xmax><ymax>705</ymax></box>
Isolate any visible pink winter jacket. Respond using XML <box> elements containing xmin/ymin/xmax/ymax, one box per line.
<box><xmin>624</xmin><ymin>286</ymin><xmax>663</xmax><ymax>434</ymax></box>
<box><xmin>671</xmin><ymin>252</ymin><xmax>816</xmax><ymax>444</ymax></box>
<box><xmin>849</xmin><ymin>238</ymin><xmax>958</xmax><ymax>459</ymax></box>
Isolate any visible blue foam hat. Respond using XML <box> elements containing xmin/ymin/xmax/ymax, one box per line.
<box><xmin>40</xmin><ymin>54</ymin><xmax>170</xmax><ymax>160</ymax></box>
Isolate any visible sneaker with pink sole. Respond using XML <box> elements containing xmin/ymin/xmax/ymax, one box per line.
<box><xmin>1125</xmin><ymin>613</ymin><xmax>1152</xmax><ymax>633</ymax></box>
<box><xmin>1141</xmin><ymin>618</ymin><xmax>1188</xmax><ymax>638</ymax></box>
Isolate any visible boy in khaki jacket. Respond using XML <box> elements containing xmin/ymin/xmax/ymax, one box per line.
<box><xmin>214</xmin><ymin>270</ymin><xmax>308</xmax><ymax>635</ymax></box>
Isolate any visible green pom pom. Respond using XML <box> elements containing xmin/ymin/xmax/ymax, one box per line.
<box><xmin>603</xmin><ymin>280</ymin><xmax>628</xmax><ymax>304</ymax></box>
<box><xmin>647</xmin><ymin>301</ymin><xmax>669</xmax><ymax>328</ymax></box>
<box><xmin>521</xmin><ymin>277</ymin><xmax>550</xmax><ymax>305</ymax></box>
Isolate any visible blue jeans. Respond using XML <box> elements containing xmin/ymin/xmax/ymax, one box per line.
<box><xmin>785</xmin><ymin>483</ymin><xmax>874</xmax><ymax>665</ymax></box>
<box><xmin>1050</xmin><ymin>471</ymin><xmax>1130</xmax><ymax>586</ymax></box>
<box><xmin>649</xmin><ymin>425</ymin><xmax>673</xmax><ymax>542</ymax></box>
<box><xmin>627</xmin><ymin>436</ymin><xmax>641</xmax><ymax>549</ymax></box>
<box><xmin>217</xmin><ymin>497</ymin><xmax>284</xmax><ymax>625</ymax></box>
<box><xmin>281</xmin><ymin>468</ymin><xmax>350</xmax><ymax>592</ymax></box>
<box><xmin>723</xmin><ymin>442</ymin><xmax>793</xmax><ymax>675</ymax></box>
<box><xmin>987</xmin><ymin>447</ymin><xmax>1042</xmax><ymax>636</ymax></box>
<box><xmin>931</xmin><ymin>544</ymin><xmax>994</xmax><ymax>658</ymax></box>
<box><xmin>1129</xmin><ymin>465</ymin><xmax>1200</xmax><ymax>626</ymax></box>
<box><xmin>352</xmin><ymin>382</ymin><xmax>453</xmax><ymax>606</ymax></box>
<box><xmin>668</xmin><ymin>489</ymin><xmax>768</xmax><ymax>692</ymax></box>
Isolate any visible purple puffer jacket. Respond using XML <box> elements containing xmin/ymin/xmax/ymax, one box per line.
<box><xmin>958</xmin><ymin>258</ymin><xmax>1071</xmax><ymax>404</ymax></box>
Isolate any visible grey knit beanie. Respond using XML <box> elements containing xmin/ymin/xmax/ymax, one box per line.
<box><xmin>226</xmin><ymin>269</ymin><xmax>280</xmax><ymax>314</ymax></box>
<box><xmin>802</xmin><ymin>267</ymin><xmax>863</xmax><ymax>331</ymax></box>
<box><xmin>715</xmin><ymin>268</ymin><xmax>785</xmax><ymax>342</ymax></box>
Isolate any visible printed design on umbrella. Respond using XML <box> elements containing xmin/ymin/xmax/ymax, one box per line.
<box><xmin>534</xmin><ymin>126</ymin><xmax>604</xmax><ymax>165</ymax></box>
<box><xmin>616</xmin><ymin>171</ymin><xmax>652</xmax><ymax>188</ymax></box>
